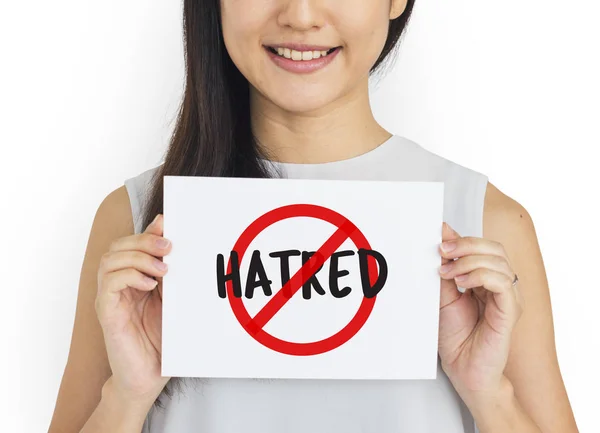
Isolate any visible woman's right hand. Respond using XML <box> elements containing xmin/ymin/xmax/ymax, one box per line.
<box><xmin>95</xmin><ymin>213</ymin><xmax>171</xmax><ymax>404</ymax></box>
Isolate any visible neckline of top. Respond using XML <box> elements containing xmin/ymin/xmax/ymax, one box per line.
<box><xmin>261</xmin><ymin>134</ymin><xmax>402</xmax><ymax>170</ymax></box>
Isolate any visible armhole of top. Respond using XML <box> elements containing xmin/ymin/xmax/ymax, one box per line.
<box><xmin>124</xmin><ymin>177</ymin><xmax>141</xmax><ymax>235</ymax></box>
<box><xmin>474</xmin><ymin>173</ymin><xmax>489</xmax><ymax>238</ymax></box>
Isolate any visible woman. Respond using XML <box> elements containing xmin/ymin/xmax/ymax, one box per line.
<box><xmin>49</xmin><ymin>0</ymin><xmax>578</xmax><ymax>432</ymax></box>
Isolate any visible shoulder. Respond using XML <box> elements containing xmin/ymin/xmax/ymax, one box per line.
<box><xmin>94</xmin><ymin>184</ymin><xmax>136</xmax><ymax>239</ymax></box>
<box><xmin>93</xmin><ymin>163</ymin><xmax>163</xmax><ymax>239</ymax></box>
<box><xmin>484</xmin><ymin>181</ymin><xmax>533</xmax><ymax>233</ymax></box>
<box><xmin>482</xmin><ymin>181</ymin><xmax>535</xmax><ymax>246</ymax></box>
<box><xmin>396</xmin><ymin>135</ymin><xmax>530</xmax><ymax>235</ymax></box>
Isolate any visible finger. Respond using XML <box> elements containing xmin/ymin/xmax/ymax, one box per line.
<box><xmin>145</xmin><ymin>213</ymin><xmax>164</xmax><ymax>236</ymax></box>
<box><xmin>452</xmin><ymin>268</ymin><xmax>518</xmax><ymax>316</ymax></box>
<box><xmin>99</xmin><ymin>249</ymin><xmax>169</xmax><ymax>281</ymax></box>
<box><xmin>108</xmin><ymin>214</ymin><xmax>171</xmax><ymax>256</ymax></box>
<box><xmin>102</xmin><ymin>268</ymin><xmax>159</xmax><ymax>295</ymax></box>
<box><xmin>95</xmin><ymin>268</ymin><xmax>159</xmax><ymax>319</ymax></box>
<box><xmin>439</xmin><ymin>222</ymin><xmax>463</xmax><ymax>307</ymax></box>
<box><xmin>471</xmin><ymin>286</ymin><xmax>488</xmax><ymax>306</ymax></box>
<box><xmin>438</xmin><ymin>254</ymin><xmax>513</xmax><ymax>281</ymax></box>
<box><xmin>439</xmin><ymin>236</ymin><xmax>506</xmax><ymax>260</ymax></box>
<box><xmin>441</xmin><ymin>222</ymin><xmax>461</xmax><ymax>243</ymax></box>
<box><xmin>440</xmin><ymin>222</ymin><xmax>461</xmax><ymax>265</ymax></box>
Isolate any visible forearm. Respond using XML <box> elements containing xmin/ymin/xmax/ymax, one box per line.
<box><xmin>79</xmin><ymin>376</ymin><xmax>154</xmax><ymax>433</ymax></box>
<box><xmin>461</xmin><ymin>376</ymin><xmax>542</xmax><ymax>433</ymax></box>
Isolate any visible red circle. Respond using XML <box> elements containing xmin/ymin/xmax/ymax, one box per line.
<box><xmin>226</xmin><ymin>204</ymin><xmax>379</xmax><ymax>356</ymax></box>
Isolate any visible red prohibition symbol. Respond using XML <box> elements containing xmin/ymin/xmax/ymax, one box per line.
<box><xmin>226</xmin><ymin>204</ymin><xmax>379</xmax><ymax>356</ymax></box>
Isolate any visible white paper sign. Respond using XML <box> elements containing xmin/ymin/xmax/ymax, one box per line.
<box><xmin>162</xmin><ymin>176</ymin><xmax>444</xmax><ymax>380</ymax></box>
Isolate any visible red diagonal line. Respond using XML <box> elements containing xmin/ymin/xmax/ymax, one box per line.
<box><xmin>247</xmin><ymin>219</ymin><xmax>357</xmax><ymax>332</ymax></box>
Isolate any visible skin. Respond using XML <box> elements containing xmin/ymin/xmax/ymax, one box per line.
<box><xmin>220</xmin><ymin>0</ymin><xmax>407</xmax><ymax>163</ymax></box>
<box><xmin>48</xmin><ymin>1</ymin><xmax>579</xmax><ymax>432</ymax></box>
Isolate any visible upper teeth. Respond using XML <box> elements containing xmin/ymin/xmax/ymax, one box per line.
<box><xmin>275</xmin><ymin>47</ymin><xmax>330</xmax><ymax>61</ymax></box>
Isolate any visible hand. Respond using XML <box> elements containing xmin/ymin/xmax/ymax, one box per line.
<box><xmin>95</xmin><ymin>213</ymin><xmax>172</xmax><ymax>404</ymax></box>
<box><xmin>437</xmin><ymin>222</ymin><xmax>523</xmax><ymax>398</ymax></box>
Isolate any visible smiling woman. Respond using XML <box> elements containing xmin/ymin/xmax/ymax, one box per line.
<box><xmin>47</xmin><ymin>0</ymin><xmax>579</xmax><ymax>433</ymax></box>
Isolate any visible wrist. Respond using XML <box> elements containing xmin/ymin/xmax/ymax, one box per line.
<box><xmin>80</xmin><ymin>377</ymin><xmax>155</xmax><ymax>433</ymax></box>
<box><xmin>459</xmin><ymin>376</ymin><xmax>541</xmax><ymax>433</ymax></box>
<box><xmin>459</xmin><ymin>375</ymin><xmax>515</xmax><ymax>417</ymax></box>
<box><xmin>101</xmin><ymin>376</ymin><xmax>156</xmax><ymax>422</ymax></box>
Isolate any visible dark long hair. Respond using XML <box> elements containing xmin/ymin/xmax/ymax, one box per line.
<box><xmin>144</xmin><ymin>0</ymin><xmax>416</xmax><ymax>411</ymax></box>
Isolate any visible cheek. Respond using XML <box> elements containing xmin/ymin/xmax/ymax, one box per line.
<box><xmin>220</xmin><ymin>1</ymin><xmax>272</xmax><ymax>78</ymax></box>
<box><xmin>336</xmin><ymin>6</ymin><xmax>391</xmax><ymax>67</ymax></box>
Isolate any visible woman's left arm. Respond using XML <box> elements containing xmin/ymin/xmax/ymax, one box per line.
<box><xmin>475</xmin><ymin>181</ymin><xmax>578</xmax><ymax>432</ymax></box>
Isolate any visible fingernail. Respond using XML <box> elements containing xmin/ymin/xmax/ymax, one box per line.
<box><xmin>144</xmin><ymin>276</ymin><xmax>158</xmax><ymax>287</ymax></box>
<box><xmin>154</xmin><ymin>259</ymin><xmax>168</xmax><ymax>271</ymax></box>
<box><xmin>156</xmin><ymin>238</ymin><xmax>170</xmax><ymax>249</ymax></box>
<box><xmin>439</xmin><ymin>263</ymin><xmax>453</xmax><ymax>273</ymax></box>
<box><xmin>440</xmin><ymin>241</ymin><xmax>457</xmax><ymax>252</ymax></box>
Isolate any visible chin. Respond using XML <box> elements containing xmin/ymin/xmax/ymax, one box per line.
<box><xmin>266</xmin><ymin>87</ymin><xmax>340</xmax><ymax>114</ymax></box>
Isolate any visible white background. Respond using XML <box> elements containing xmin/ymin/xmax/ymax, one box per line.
<box><xmin>1</xmin><ymin>0</ymin><xmax>598</xmax><ymax>432</ymax></box>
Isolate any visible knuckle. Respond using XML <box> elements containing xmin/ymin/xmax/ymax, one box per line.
<box><xmin>130</xmin><ymin>249</ymin><xmax>145</xmax><ymax>263</ymax></box>
<box><xmin>144</xmin><ymin>232</ymin><xmax>158</xmax><ymax>246</ymax></box>
<box><xmin>496</xmin><ymin>241</ymin><xmax>507</xmax><ymax>256</ymax></box>
<box><xmin>457</xmin><ymin>255</ymin><xmax>476</xmax><ymax>273</ymax></box>
<box><xmin>494</xmin><ymin>255</ymin><xmax>510</xmax><ymax>271</ymax></box>
<box><xmin>98</xmin><ymin>253</ymin><xmax>109</xmax><ymax>273</ymax></box>
<box><xmin>125</xmin><ymin>267</ymin><xmax>139</xmax><ymax>281</ymax></box>
<box><xmin>476</xmin><ymin>268</ymin><xmax>488</xmax><ymax>283</ymax></box>
<box><xmin>465</xmin><ymin>237</ymin><xmax>479</xmax><ymax>251</ymax></box>
<box><xmin>138</xmin><ymin>251</ymin><xmax>158</xmax><ymax>272</ymax></box>
<box><xmin>141</xmin><ymin>234</ymin><xmax>160</xmax><ymax>253</ymax></box>
<box><xmin>476</xmin><ymin>268</ymin><xmax>492</xmax><ymax>287</ymax></box>
<box><xmin>473</xmin><ymin>267</ymin><xmax>484</xmax><ymax>277</ymax></box>
<box><xmin>108</xmin><ymin>238</ymin><xmax>120</xmax><ymax>252</ymax></box>
<box><xmin>97</xmin><ymin>270</ymin><xmax>111</xmax><ymax>295</ymax></box>
<box><xmin>94</xmin><ymin>293</ymin><xmax>104</xmax><ymax>316</ymax></box>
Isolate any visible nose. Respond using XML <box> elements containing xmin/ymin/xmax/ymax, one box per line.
<box><xmin>277</xmin><ymin>0</ymin><xmax>326</xmax><ymax>31</ymax></box>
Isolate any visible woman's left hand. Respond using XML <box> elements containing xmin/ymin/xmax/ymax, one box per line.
<box><xmin>437</xmin><ymin>222</ymin><xmax>523</xmax><ymax>399</ymax></box>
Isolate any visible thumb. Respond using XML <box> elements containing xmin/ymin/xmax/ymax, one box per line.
<box><xmin>145</xmin><ymin>213</ymin><xmax>164</xmax><ymax>236</ymax></box>
<box><xmin>440</xmin><ymin>222</ymin><xmax>461</xmax><ymax>262</ymax></box>
<box><xmin>439</xmin><ymin>222</ymin><xmax>463</xmax><ymax>309</ymax></box>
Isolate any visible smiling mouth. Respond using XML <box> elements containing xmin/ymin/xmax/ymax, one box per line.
<box><xmin>265</xmin><ymin>46</ymin><xmax>340</xmax><ymax>61</ymax></box>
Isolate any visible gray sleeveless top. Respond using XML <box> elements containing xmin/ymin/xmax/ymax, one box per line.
<box><xmin>124</xmin><ymin>134</ymin><xmax>488</xmax><ymax>433</ymax></box>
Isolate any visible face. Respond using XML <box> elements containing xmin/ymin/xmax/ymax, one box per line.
<box><xmin>220</xmin><ymin>0</ymin><xmax>407</xmax><ymax>114</ymax></box>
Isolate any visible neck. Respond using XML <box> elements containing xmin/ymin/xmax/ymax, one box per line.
<box><xmin>249</xmin><ymin>80</ymin><xmax>392</xmax><ymax>164</ymax></box>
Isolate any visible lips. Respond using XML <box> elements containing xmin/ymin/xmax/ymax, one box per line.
<box><xmin>264</xmin><ymin>43</ymin><xmax>340</xmax><ymax>52</ymax></box>
<box><xmin>264</xmin><ymin>44</ymin><xmax>341</xmax><ymax>74</ymax></box>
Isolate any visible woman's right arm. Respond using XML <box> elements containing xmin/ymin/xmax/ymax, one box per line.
<box><xmin>78</xmin><ymin>375</ymin><xmax>154</xmax><ymax>433</ymax></box>
<box><xmin>48</xmin><ymin>185</ymin><xmax>171</xmax><ymax>433</ymax></box>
